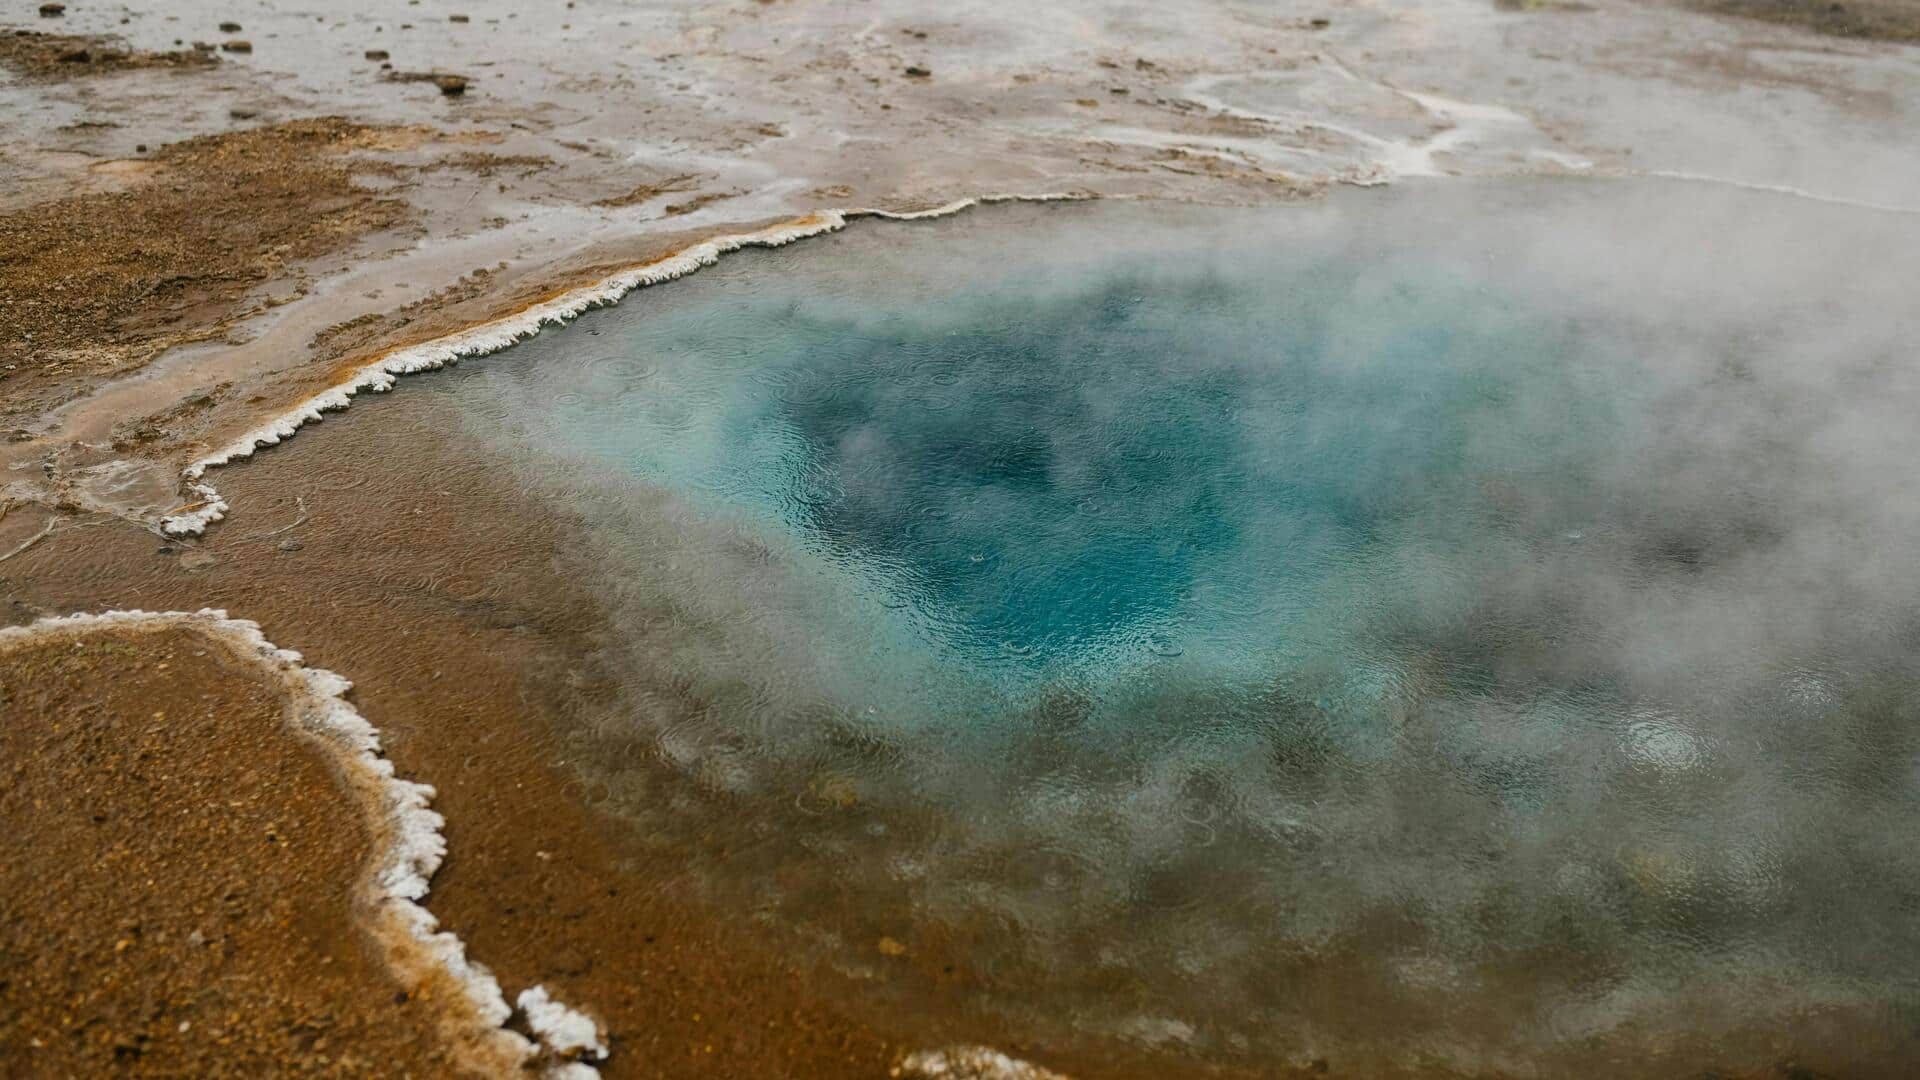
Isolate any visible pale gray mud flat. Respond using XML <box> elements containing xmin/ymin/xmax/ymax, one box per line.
<box><xmin>3</xmin><ymin>1</ymin><xmax>1918</xmax><ymax>1078</ymax></box>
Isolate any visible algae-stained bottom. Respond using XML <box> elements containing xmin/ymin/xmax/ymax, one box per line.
<box><xmin>418</xmin><ymin>183</ymin><xmax>1920</xmax><ymax>1075</ymax></box>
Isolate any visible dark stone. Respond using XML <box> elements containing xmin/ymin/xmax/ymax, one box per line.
<box><xmin>902</xmin><ymin>64</ymin><xmax>931</xmax><ymax>77</ymax></box>
<box><xmin>364</xmin><ymin>48</ymin><xmax>389</xmax><ymax>60</ymax></box>
<box><xmin>220</xmin><ymin>39</ymin><xmax>252</xmax><ymax>53</ymax></box>
<box><xmin>38</xmin><ymin>3</ymin><xmax>65</xmax><ymax>16</ymax></box>
<box><xmin>218</xmin><ymin>21</ymin><xmax>241</xmax><ymax>32</ymax></box>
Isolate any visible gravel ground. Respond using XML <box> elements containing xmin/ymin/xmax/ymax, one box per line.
<box><xmin>0</xmin><ymin>627</ymin><xmax>461</xmax><ymax>1076</ymax></box>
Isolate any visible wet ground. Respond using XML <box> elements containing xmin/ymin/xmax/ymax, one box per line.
<box><xmin>4</xmin><ymin>0</ymin><xmax>1919</xmax><ymax>1076</ymax></box>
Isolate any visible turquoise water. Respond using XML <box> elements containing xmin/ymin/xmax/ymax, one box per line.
<box><xmin>543</xmin><ymin>239</ymin><xmax>1611</xmax><ymax>687</ymax></box>
<box><xmin>435</xmin><ymin>184</ymin><xmax>1920</xmax><ymax>1074</ymax></box>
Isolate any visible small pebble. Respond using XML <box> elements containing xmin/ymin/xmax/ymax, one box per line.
<box><xmin>218</xmin><ymin>20</ymin><xmax>241</xmax><ymax>32</ymax></box>
<box><xmin>220</xmin><ymin>39</ymin><xmax>252</xmax><ymax>53</ymax></box>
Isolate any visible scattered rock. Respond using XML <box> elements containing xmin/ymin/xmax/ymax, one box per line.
<box><xmin>218</xmin><ymin>21</ymin><xmax>242</xmax><ymax>32</ymax></box>
<box><xmin>220</xmin><ymin>40</ymin><xmax>252</xmax><ymax>53</ymax></box>
<box><xmin>364</xmin><ymin>48</ymin><xmax>389</xmax><ymax>60</ymax></box>
<box><xmin>57</xmin><ymin>47</ymin><xmax>88</xmax><ymax>63</ymax></box>
<box><xmin>39</xmin><ymin>3</ymin><xmax>65</xmax><ymax>16</ymax></box>
<box><xmin>1309</xmin><ymin>17</ymin><xmax>1332</xmax><ymax>28</ymax></box>
<box><xmin>229</xmin><ymin>107</ymin><xmax>258</xmax><ymax>119</ymax></box>
<box><xmin>449</xmin><ymin>13</ymin><xmax>469</xmax><ymax>23</ymax></box>
<box><xmin>192</xmin><ymin>41</ymin><xmax>216</xmax><ymax>52</ymax></box>
<box><xmin>276</xmin><ymin>539</ymin><xmax>302</xmax><ymax>552</ymax></box>
<box><xmin>385</xmin><ymin>68</ymin><xmax>472</xmax><ymax>95</ymax></box>
<box><xmin>902</xmin><ymin>64</ymin><xmax>931</xmax><ymax>78</ymax></box>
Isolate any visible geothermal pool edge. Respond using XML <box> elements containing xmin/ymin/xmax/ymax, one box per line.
<box><xmin>158</xmin><ymin>193</ymin><xmax>1096</xmax><ymax>539</ymax></box>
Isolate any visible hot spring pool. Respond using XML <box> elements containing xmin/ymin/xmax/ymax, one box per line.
<box><xmin>422</xmin><ymin>181</ymin><xmax>1920</xmax><ymax>1074</ymax></box>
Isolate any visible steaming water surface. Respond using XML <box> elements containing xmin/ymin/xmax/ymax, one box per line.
<box><xmin>431</xmin><ymin>184</ymin><xmax>1920</xmax><ymax>1074</ymax></box>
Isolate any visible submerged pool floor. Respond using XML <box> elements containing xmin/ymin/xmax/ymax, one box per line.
<box><xmin>426</xmin><ymin>183</ymin><xmax>1920</xmax><ymax>1074</ymax></box>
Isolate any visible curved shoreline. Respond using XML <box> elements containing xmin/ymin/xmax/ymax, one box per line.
<box><xmin>159</xmin><ymin>194</ymin><xmax>1090</xmax><ymax>537</ymax></box>
<box><xmin>0</xmin><ymin>609</ymin><xmax>606</xmax><ymax>1078</ymax></box>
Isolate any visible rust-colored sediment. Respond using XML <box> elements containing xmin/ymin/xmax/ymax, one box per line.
<box><xmin>0</xmin><ymin>626</ymin><xmax>461</xmax><ymax>1075</ymax></box>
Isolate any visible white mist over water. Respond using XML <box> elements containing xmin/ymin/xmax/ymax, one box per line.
<box><xmin>427</xmin><ymin>182</ymin><xmax>1920</xmax><ymax>1075</ymax></box>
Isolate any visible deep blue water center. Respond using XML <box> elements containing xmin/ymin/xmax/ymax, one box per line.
<box><xmin>437</xmin><ymin>185</ymin><xmax>1920</xmax><ymax>1074</ymax></box>
<box><xmin>540</xmin><ymin>241</ymin><xmax>1604</xmax><ymax>686</ymax></box>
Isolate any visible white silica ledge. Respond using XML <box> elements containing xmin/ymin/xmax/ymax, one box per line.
<box><xmin>894</xmin><ymin>1045</ymin><xmax>1068</xmax><ymax>1079</ymax></box>
<box><xmin>518</xmin><ymin>984</ymin><xmax>609</xmax><ymax>1062</ymax></box>
<box><xmin>159</xmin><ymin>194</ymin><xmax>1088</xmax><ymax>537</ymax></box>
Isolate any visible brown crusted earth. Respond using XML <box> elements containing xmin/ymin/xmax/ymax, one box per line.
<box><xmin>0</xmin><ymin>118</ymin><xmax>414</xmax><ymax>428</ymax></box>
<box><xmin>1683</xmin><ymin>0</ymin><xmax>1920</xmax><ymax>40</ymax></box>
<box><xmin>0</xmin><ymin>627</ymin><xmax>459</xmax><ymax>1076</ymax></box>
<box><xmin>0</xmin><ymin>421</ymin><xmax>929</xmax><ymax>1079</ymax></box>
